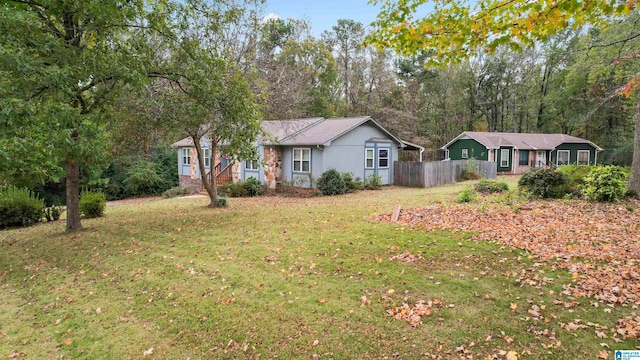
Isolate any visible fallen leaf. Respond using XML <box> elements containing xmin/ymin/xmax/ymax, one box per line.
<box><xmin>506</xmin><ymin>350</ymin><xmax>518</xmax><ymax>360</ymax></box>
<box><xmin>597</xmin><ymin>349</ymin><xmax>608</xmax><ymax>359</ymax></box>
<box><xmin>143</xmin><ymin>347</ymin><xmax>154</xmax><ymax>357</ymax></box>
<box><xmin>63</xmin><ymin>338</ymin><xmax>72</xmax><ymax>346</ymax></box>
<box><xmin>510</xmin><ymin>303</ymin><xmax>517</xmax><ymax>311</ymax></box>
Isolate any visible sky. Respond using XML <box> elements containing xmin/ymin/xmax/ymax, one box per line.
<box><xmin>263</xmin><ymin>0</ymin><xmax>383</xmax><ymax>36</ymax></box>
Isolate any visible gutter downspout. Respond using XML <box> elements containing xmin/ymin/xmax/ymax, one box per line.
<box><xmin>419</xmin><ymin>148</ymin><xmax>424</xmax><ymax>162</ymax></box>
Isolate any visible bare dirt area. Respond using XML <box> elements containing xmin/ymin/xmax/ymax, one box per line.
<box><xmin>377</xmin><ymin>199</ymin><xmax>640</xmax><ymax>306</ymax></box>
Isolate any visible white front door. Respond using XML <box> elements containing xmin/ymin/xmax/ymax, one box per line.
<box><xmin>536</xmin><ymin>151</ymin><xmax>546</xmax><ymax>167</ymax></box>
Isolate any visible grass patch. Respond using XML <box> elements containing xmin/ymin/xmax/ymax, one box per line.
<box><xmin>0</xmin><ymin>177</ymin><xmax>634</xmax><ymax>359</ymax></box>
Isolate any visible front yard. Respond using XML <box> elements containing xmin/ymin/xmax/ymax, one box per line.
<box><xmin>1</xmin><ymin>177</ymin><xmax>638</xmax><ymax>359</ymax></box>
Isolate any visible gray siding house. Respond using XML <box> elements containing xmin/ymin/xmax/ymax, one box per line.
<box><xmin>442</xmin><ymin>131</ymin><xmax>603</xmax><ymax>174</ymax></box>
<box><xmin>172</xmin><ymin>116</ymin><xmax>409</xmax><ymax>191</ymax></box>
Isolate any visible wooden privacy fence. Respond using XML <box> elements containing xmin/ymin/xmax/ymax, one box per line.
<box><xmin>394</xmin><ymin>160</ymin><xmax>497</xmax><ymax>188</ymax></box>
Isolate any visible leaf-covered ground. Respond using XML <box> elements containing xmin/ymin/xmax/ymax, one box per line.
<box><xmin>377</xmin><ymin>196</ymin><xmax>640</xmax><ymax>344</ymax></box>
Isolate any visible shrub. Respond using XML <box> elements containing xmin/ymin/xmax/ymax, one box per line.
<box><xmin>582</xmin><ymin>165</ymin><xmax>628</xmax><ymax>202</ymax></box>
<box><xmin>80</xmin><ymin>190</ymin><xmax>106</xmax><ymax>218</ymax></box>
<box><xmin>364</xmin><ymin>173</ymin><xmax>383</xmax><ymax>190</ymax></box>
<box><xmin>342</xmin><ymin>172</ymin><xmax>363</xmax><ymax>191</ymax></box>
<box><xmin>456</xmin><ymin>187</ymin><xmax>475</xmax><ymax>203</ymax></box>
<box><xmin>162</xmin><ymin>187</ymin><xmax>190</xmax><ymax>198</ymax></box>
<box><xmin>243</xmin><ymin>177</ymin><xmax>264</xmax><ymax>196</ymax></box>
<box><xmin>460</xmin><ymin>168</ymin><xmax>481</xmax><ymax>180</ymax></box>
<box><xmin>518</xmin><ymin>168</ymin><xmax>567</xmax><ymax>199</ymax></box>
<box><xmin>216</xmin><ymin>196</ymin><xmax>228</xmax><ymax>207</ymax></box>
<box><xmin>0</xmin><ymin>186</ymin><xmax>45</xmax><ymax>229</ymax></box>
<box><xmin>557</xmin><ymin>164</ymin><xmax>595</xmax><ymax>196</ymax></box>
<box><xmin>124</xmin><ymin>159</ymin><xmax>167</xmax><ymax>197</ymax></box>
<box><xmin>219</xmin><ymin>181</ymin><xmax>247</xmax><ymax>197</ymax></box>
<box><xmin>460</xmin><ymin>159</ymin><xmax>481</xmax><ymax>180</ymax></box>
<box><xmin>43</xmin><ymin>206</ymin><xmax>63</xmax><ymax>222</ymax></box>
<box><xmin>317</xmin><ymin>169</ymin><xmax>348</xmax><ymax>195</ymax></box>
<box><xmin>219</xmin><ymin>178</ymin><xmax>263</xmax><ymax>197</ymax></box>
<box><xmin>474</xmin><ymin>179</ymin><xmax>509</xmax><ymax>194</ymax></box>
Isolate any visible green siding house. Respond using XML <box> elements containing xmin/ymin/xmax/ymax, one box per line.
<box><xmin>442</xmin><ymin>132</ymin><xmax>603</xmax><ymax>174</ymax></box>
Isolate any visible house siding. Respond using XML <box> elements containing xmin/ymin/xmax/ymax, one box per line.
<box><xmin>497</xmin><ymin>146</ymin><xmax>513</xmax><ymax>172</ymax></box>
<box><xmin>322</xmin><ymin>123</ymin><xmax>398</xmax><ymax>184</ymax></box>
<box><xmin>447</xmin><ymin>139</ymin><xmax>489</xmax><ymax>160</ymax></box>
<box><xmin>551</xmin><ymin>143</ymin><xmax>598</xmax><ymax>165</ymax></box>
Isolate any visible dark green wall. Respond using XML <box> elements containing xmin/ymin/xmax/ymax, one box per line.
<box><xmin>497</xmin><ymin>146</ymin><xmax>513</xmax><ymax>172</ymax></box>
<box><xmin>447</xmin><ymin>139</ymin><xmax>488</xmax><ymax>160</ymax></box>
<box><xmin>551</xmin><ymin>143</ymin><xmax>598</xmax><ymax>164</ymax></box>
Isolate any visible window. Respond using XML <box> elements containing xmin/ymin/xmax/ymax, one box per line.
<box><xmin>203</xmin><ymin>148</ymin><xmax>211</xmax><ymax>167</ymax></box>
<box><xmin>518</xmin><ymin>150</ymin><xmax>529</xmax><ymax>166</ymax></box>
<box><xmin>577</xmin><ymin>150</ymin><xmax>590</xmax><ymax>165</ymax></box>
<box><xmin>365</xmin><ymin>148</ymin><xmax>374</xmax><ymax>168</ymax></box>
<box><xmin>182</xmin><ymin>148</ymin><xmax>191</xmax><ymax>165</ymax></box>
<box><xmin>461</xmin><ymin>148</ymin><xmax>469</xmax><ymax>159</ymax></box>
<box><xmin>378</xmin><ymin>149</ymin><xmax>389</xmax><ymax>168</ymax></box>
<box><xmin>245</xmin><ymin>159</ymin><xmax>259</xmax><ymax>170</ymax></box>
<box><xmin>500</xmin><ymin>149</ymin><xmax>510</xmax><ymax>168</ymax></box>
<box><xmin>293</xmin><ymin>148</ymin><xmax>310</xmax><ymax>172</ymax></box>
<box><xmin>557</xmin><ymin>150</ymin><xmax>570</xmax><ymax>165</ymax></box>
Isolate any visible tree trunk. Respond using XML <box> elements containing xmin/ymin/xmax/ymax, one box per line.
<box><xmin>65</xmin><ymin>158</ymin><xmax>82</xmax><ymax>231</ymax></box>
<box><xmin>193</xmin><ymin>135</ymin><xmax>219</xmax><ymax>207</ymax></box>
<box><xmin>628</xmin><ymin>86</ymin><xmax>640</xmax><ymax>195</ymax></box>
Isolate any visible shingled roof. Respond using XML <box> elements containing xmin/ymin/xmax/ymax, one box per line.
<box><xmin>443</xmin><ymin>131</ymin><xmax>602</xmax><ymax>151</ymax></box>
<box><xmin>172</xmin><ymin>116</ymin><xmax>406</xmax><ymax>148</ymax></box>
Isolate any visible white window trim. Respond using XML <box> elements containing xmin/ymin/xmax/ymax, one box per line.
<box><xmin>182</xmin><ymin>148</ymin><xmax>191</xmax><ymax>165</ymax></box>
<box><xmin>365</xmin><ymin>148</ymin><xmax>375</xmax><ymax>169</ymax></box>
<box><xmin>557</xmin><ymin>150</ymin><xmax>570</xmax><ymax>165</ymax></box>
<box><xmin>577</xmin><ymin>150</ymin><xmax>590</xmax><ymax>165</ymax></box>
<box><xmin>461</xmin><ymin>148</ymin><xmax>469</xmax><ymax>159</ymax></box>
<box><xmin>293</xmin><ymin>148</ymin><xmax>311</xmax><ymax>173</ymax></box>
<box><xmin>378</xmin><ymin>148</ymin><xmax>389</xmax><ymax>168</ymax></box>
<box><xmin>500</xmin><ymin>148</ymin><xmax>509</xmax><ymax>168</ymax></box>
<box><xmin>203</xmin><ymin>148</ymin><xmax>211</xmax><ymax>167</ymax></box>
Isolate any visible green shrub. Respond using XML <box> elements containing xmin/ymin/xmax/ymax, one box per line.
<box><xmin>341</xmin><ymin>172</ymin><xmax>363</xmax><ymax>191</ymax></box>
<box><xmin>582</xmin><ymin>165</ymin><xmax>628</xmax><ymax>202</ymax></box>
<box><xmin>518</xmin><ymin>168</ymin><xmax>567</xmax><ymax>199</ymax></box>
<box><xmin>0</xmin><ymin>186</ymin><xmax>45</xmax><ymax>229</ymax></box>
<box><xmin>43</xmin><ymin>206</ymin><xmax>63</xmax><ymax>222</ymax></box>
<box><xmin>364</xmin><ymin>173</ymin><xmax>383</xmax><ymax>190</ymax></box>
<box><xmin>219</xmin><ymin>178</ymin><xmax>263</xmax><ymax>197</ymax></box>
<box><xmin>162</xmin><ymin>187</ymin><xmax>190</xmax><ymax>198</ymax></box>
<box><xmin>80</xmin><ymin>190</ymin><xmax>106</xmax><ymax>218</ymax></box>
<box><xmin>456</xmin><ymin>187</ymin><xmax>475</xmax><ymax>203</ymax></box>
<box><xmin>243</xmin><ymin>177</ymin><xmax>264</xmax><ymax>196</ymax></box>
<box><xmin>124</xmin><ymin>159</ymin><xmax>167</xmax><ymax>197</ymax></box>
<box><xmin>474</xmin><ymin>179</ymin><xmax>509</xmax><ymax>194</ymax></box>
<box><xmin>317</xmin><ymin>169</ymin><xmax>348</xmax><ymax>195</ymax></box>
<box><xmin>216</xmin><ymin>196</ymin><xmax>228</xmax><ymax>207</ymax></box>
<box><xmin>557</xmin><ymin>164</ymin><xmax>595</xmax><ymax>196</ymax></box>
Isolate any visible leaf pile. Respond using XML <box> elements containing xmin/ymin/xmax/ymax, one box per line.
<box><xmin>377</xmin><ymin>200</ymin><xmax>640</xmax><ymax>305</ymax></box>
<box><xmin>386</xmin><ymin>299</ymin><xmax>442</xmax><ymax>327</ymax></box>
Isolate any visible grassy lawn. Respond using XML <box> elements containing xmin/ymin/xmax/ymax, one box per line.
<box><xmin>0</xmin><ymin>176</ymin><xmax>636</xmax><ymax>359</ymax></box>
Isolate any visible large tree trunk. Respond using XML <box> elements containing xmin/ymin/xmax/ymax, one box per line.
<box><xmin>628</xmin><ymin>86</ymin><xmax>640</xmax><ymax>195</ymax></box>
<box><xmin>65</xmin><ymin>159</ymin><xmax>82</xmax><ymax>231</ymax></box>
<box><xmin>193</xmin><ymin>135</ymin><xmax>219</xmax><ymax>208</ymax></box>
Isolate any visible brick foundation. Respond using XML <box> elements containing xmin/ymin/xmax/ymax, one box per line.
<box><xmin>179</xmin><ymin>175</ymin><xmax>202</xmax><ymax>193</ymax></box>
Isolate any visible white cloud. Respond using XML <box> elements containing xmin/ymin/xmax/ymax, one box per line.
<box><xmin>261</xmin><ymin>13</ymin><xmax>280</xmax><ymax>24</ymax></box>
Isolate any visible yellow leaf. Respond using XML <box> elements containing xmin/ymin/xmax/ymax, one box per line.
<box><xmin>506</xmin><ymin>351</ymin><xmax>518</xmax><ymax>360</ymax></box>
<box><xmin>510</xmin><ymin>303</ymin><xmax>517</xmax><ymax>311</ymax></box>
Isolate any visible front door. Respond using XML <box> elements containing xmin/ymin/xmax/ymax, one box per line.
<box><xmin>536</xmin><ymin>151</ymin><xmax>546</xmax><ymax>167</ymax></box>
